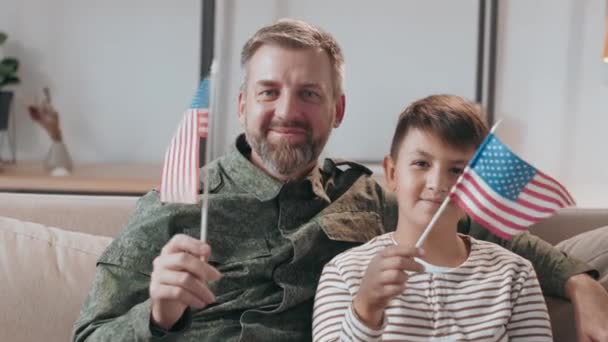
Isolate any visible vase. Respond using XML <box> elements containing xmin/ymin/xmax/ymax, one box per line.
<box><xmin>0</xmin><ymin>91</ymin><xmax>13</xmax><ymax>130</ymax></box>
<box><xmin>44</xmin><ymin>141</ymin><xmax>73</xmax><ymax>176</ymax></box>
<box><xmin>0</xmin><ymin>91</ymin><xmax>15</xmax><ymax>162</ymax></box>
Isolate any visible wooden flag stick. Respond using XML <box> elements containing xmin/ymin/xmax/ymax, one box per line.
<box><xmin>200</xmin><ymin>62</ymin><xmax>219</xmax><ymax>242</ymax></box>
<box><xmin>200</xmin><ymin>172</ymin><xmax>210</xmax><ymax>243</ymax></box>
<box><xmin>604</xmin><ymin>5</ymin><xmax>608</xmax><ymax>63</ymax></box>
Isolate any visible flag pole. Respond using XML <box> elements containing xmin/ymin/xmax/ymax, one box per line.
<box><xmin>200</xmin><ymin>178</ymin><xmax>209</xmax><ymax>242</ymax></box>
<box><xmin>415</xmin><ymin>119</ymin><xmax>503</xmax><ymax>248</ymax></box>
<box><xmin>415</xmin><ymin>197</ymin><xmax>452</xmax><ymax>248</ymax></box>
<box><xmin>200</xmin><ymin>61</ymin><xmax>218</xmax><ymax>243</ymax></box>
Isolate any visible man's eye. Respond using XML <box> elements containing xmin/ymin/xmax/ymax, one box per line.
<box><xmin>301</xmin><ymin>90</ymin><xmax>320</xmax><ymax>100</ymax></box>
<box><xmin>260</xmin><ymin>90</ymin><xmax>278</xmax><ymax>97</ymax></box>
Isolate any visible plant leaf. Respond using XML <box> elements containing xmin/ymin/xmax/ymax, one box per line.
<box><xmin>1</xmin><ymin>58</ymin><xmax>19</xmax><ymax>71</ymax></box>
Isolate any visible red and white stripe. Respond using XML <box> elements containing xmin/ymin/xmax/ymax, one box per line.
<box><xmin>160</xmin><ymin>109</ymin><xmax>208</xmax><ymax>204</ymax></box>
<box><xmin>198</xmin><ymin>110</ymin><xmax>209</xmax><ymax>138</ymax></box>
<box><xmin>450</xmin><ymin>166</ymin><xmax>575</xmax><ymax>239</ymax></box>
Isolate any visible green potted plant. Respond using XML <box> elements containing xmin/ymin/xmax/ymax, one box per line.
<box><xmin>0</xmin><ymin>31</ymin><xmax>20</xmax><ymax>131</ymax></box>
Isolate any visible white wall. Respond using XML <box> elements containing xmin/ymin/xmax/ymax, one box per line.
<box><xmin>1</xmin><ymin>0</ymin><xmax>201</xmax><ymax>163</ymax></box>
<box><xmin>212</xmin><ymin>0</ymin><xmax>479</xmax><ymax>162</ymax></box>
<box><xmin>496</xmin><ymin>0</ymin><xmax>608</xmax><ymax>207</ymax></box>
<box><xmin>212</xmin><ymin>0</ymin><xmax>607</xmax><ymax>207</ymax></box>
<box><xmin>2</xmin><ymin>0</ymin><xmax>605</xmax><ymax>207</ymax></box>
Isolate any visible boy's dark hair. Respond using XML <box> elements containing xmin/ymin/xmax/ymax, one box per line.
<box><xmin>389</xmin><ymin>94</ymin><xmax>489</xmax><ymax>159</ymax></box>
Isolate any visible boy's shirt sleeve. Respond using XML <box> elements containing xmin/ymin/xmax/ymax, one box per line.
<box><xmin>458</xmin><ymin>217</ymin><xmax>599</xmax><ymax>298</ymax></box>
<box><xmin>506</xmin><ymin>263</ymin><xmax>553</xmax><ymax>341</ymax></box>
<box><xmin>313</xmin><ymin>261</ymin><xmax>385</xmax><ymax>342</ymax></box>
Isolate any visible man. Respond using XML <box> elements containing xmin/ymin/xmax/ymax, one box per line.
<box><xmin>73</xmin><ymin>19</ymin><xmax>608</xmax><ymax>341</ymax></box>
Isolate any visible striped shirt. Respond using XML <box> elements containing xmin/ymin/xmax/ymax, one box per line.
<box><xmin>313</xmin><ymin>233</ymin><xmax>552</xmax><ymax>341</ymax></box>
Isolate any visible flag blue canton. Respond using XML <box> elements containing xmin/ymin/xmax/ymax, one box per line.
<box><xmin>471</xmin><ymin>136</ymin><xmax>536</xmax><ymax>201</ymax></box>
<box><xmin>190</xmin><ymin>78</ymin><xmax>210</xmax><ymax>109</ymax></box>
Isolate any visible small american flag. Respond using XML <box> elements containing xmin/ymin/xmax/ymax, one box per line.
<box><xmin>159</xmin><ymin>78</ymin><xmax>210</xmax><ymax>204</ymax></box>
<box><xmin>450</xmin><ymin>133</ymin><xmax>575</xmax><ymax>239</ymax></box>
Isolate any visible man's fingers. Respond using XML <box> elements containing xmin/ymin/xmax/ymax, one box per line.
<box><xmin>161</xmin><ymin>234</ymin><xmax>211</xmax><ymax>258</ymax></box>
<box><xmin>203</xmin><ymin>263</ymin><xmax>222</xmax><ymax>282</ymax></box>
<box><xmin>152</xmin><ymin>270</ymin><xmax>217</xmax><ymax>306</ymax></box>
<box><xmin>150</xmin><ymin>282</ymin><xmax>209</xmax><ymax>309</ymax></box>
<box><xmin>153</xmin><ymin>252</ymin><xmax>221</xmax><ymax>283</ymax></box>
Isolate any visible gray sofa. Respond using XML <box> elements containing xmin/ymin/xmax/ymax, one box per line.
<box><xmin>0</xmin><ymin>192</ymin><xmax>606</xmax><ymax>342</ymax></box>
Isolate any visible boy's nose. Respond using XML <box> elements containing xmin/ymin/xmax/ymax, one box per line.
<box><xmin>426</xmin><ymin>169</ymin><xmax>450</xmax><ymax>194</ymax></box>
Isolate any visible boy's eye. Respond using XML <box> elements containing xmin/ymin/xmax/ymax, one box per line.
<box><xmin>412</xmin><ymin>161</ymin><xmax>429</xmax><ymax>168</ymax></box>
<box><xmin>450</xmin><ymin>167</ymin><xmax>464</xmax><ymax>175</ymax></box>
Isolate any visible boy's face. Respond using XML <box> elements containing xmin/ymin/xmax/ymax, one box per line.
<box><xmin>383</xmin><ymin>128</ymin><xmax>476</xmax><ymax>231</ymax></box>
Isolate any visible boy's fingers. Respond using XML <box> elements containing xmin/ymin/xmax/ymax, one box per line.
<box><xmin>380</xmin><ymin>245</ymin><xmax>424</xmax><ymax>259</ymax></box>
<box><xmin>382</xmin><ymin>284</ymin><xmax>407</xmax><ymax>297</ymax></box>
<box><xmin>380</xmin><ymin>269</ymin><xmax>408</xmax><ymax>285</ymax></box>
<box><xmin>405</xmin><ymin>259</ymin><xmax>425</xmax><ymax>273</ymax></box>
<box><xmin>381</xmin><ymin>256</ymin><xmax>425</xmax><ymax>273</ymax></box>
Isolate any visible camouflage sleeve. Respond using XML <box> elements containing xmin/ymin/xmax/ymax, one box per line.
<box><xmin>381</xmin><ymin>188</ymin><xmax>398</xmax><ymax>233</ymax></box>
<box><xmin>72</xmin><ymin>264</ymin><xmax>192</xmax><ymax>341</ymax></box>
<box><xmin>458</xmin><ymin>217</ymin><xmax>597</xmax><ymax>298</ymax></box>
<box><xmin>72</xmin><ymin>191</ymin><xmax>196</xmax><ymax>340</ymax></box>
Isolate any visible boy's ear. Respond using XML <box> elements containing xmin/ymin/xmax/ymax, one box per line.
<box><xmin>383</xmin><ymin>155</ymin><xmax>397</xmax><ymax>192</ymax></box>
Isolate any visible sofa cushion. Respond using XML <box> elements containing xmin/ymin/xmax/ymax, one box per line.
<box><xmin>0</xmin><ymin>216</ymin><xmax>112</xmax><ymax>342</ymax></box>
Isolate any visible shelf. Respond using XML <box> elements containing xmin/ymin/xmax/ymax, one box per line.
<box><xmin>0</xmin><ymin>161</ymin><xmax>161</xmax><ymax>195</ymax></box>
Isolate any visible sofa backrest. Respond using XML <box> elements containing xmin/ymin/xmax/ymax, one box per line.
<box><xmin>529</xmin><ymin>208</ymin><xmax>608</xmax><ymax>245</ymax></box>
<box><xmin>0</xmin><ymin>192</ymin><xmax>137</xmax><ymax>237</ymax></box>
<box><xmin>1</xmin><ymin>192</ymin><xmax>607</xmax><ymax>244</ymax></box>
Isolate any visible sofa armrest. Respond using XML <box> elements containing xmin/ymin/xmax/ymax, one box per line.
<box><xmin>0</xmin><ymin>216</ymin><xmax>112</xmax><ymax>342</ymax></box>
<box><xmin>529</xmin><ymin>208</ymin><xmax>608</xmax><ymax>245</ymax></box>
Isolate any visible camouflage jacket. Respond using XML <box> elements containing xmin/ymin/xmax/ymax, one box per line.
<box><xmin>73</xmin><ymin>135</ymin><xmax>593</xmax><ymax>341</ymax></box>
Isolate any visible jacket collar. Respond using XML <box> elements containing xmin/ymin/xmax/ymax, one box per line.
<box><xmin>222</xmin><ymin>135</ymin><xmax>330</xmax><ymax>203</ymax></box>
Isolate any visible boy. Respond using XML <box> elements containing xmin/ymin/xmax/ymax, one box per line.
<box><xmin>313</xmin><ymin>95</ymin><xmax>552</xmax><ymax>341</ymax></box>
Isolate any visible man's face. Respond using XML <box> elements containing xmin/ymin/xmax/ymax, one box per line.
<box><xmin>238</xmin><ymin>44</ymin><xmax>345</xmax><ymax>180</ymax></box>
<box><xmin>384</xmin><ymin>129</ymin><xmax>475</xmax><ymax>231</ymax></box>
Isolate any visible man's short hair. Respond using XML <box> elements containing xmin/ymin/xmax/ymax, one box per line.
<box><xmin>389</xmin><ymin>94</ymin><xmax>489</xmax><ymax>159</ymax></box>
<box><xmin>240</xmin><ymin>18</ymin><xmax>345</xmax><ymax>97</ymax></box>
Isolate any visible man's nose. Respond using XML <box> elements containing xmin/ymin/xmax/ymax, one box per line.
<box><xmin>275</xmin><ymin>92</ymin><xmax>299</xmax><ymax>120</ymax></box>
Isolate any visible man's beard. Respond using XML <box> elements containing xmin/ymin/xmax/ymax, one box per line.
<box><xmin>245</xmin><ymin>120</ymin><xmax>325</xmax><ymax>179</ymax></box>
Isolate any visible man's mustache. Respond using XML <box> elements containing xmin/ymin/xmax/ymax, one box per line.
<box><xmin>267</xmin><ymin>120</ymin><xmax>311</xmax><ymax>132</ymax></box>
